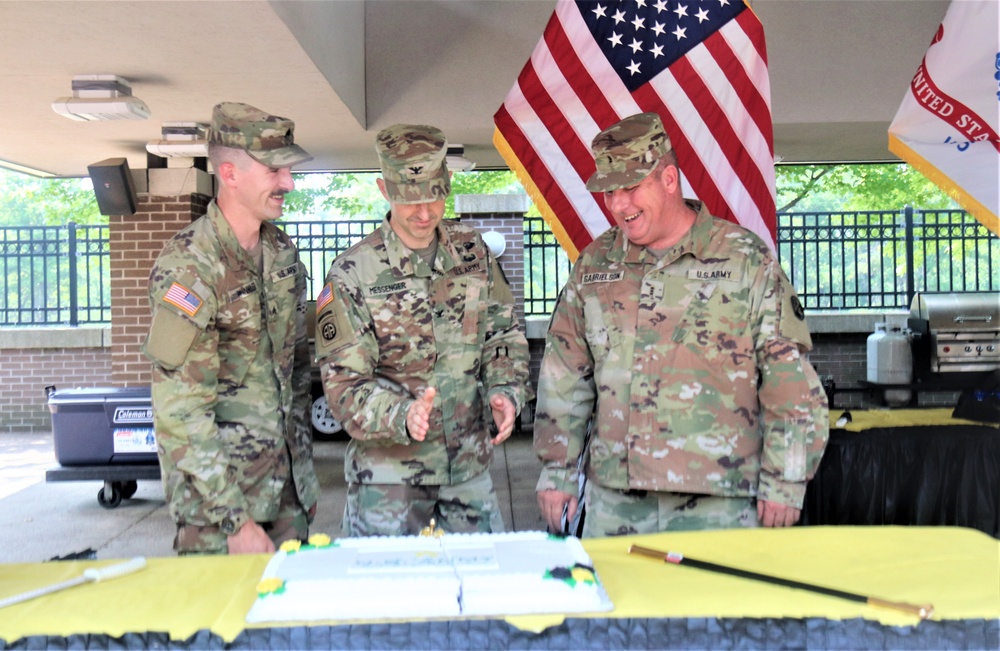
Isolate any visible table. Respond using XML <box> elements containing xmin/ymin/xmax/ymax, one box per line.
<box><xmin>802</xmin><ymin>409</ymin><xmax>1000</xmax><ymax>537</ymax></box>
<box><xmin>1</xmin><ymin>527</ymin><xmax>997</xmax><ymax>649</ymax></box>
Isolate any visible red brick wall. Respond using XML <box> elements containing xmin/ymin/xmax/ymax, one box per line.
<box><xmin>0</xmin><ymin>346</ymin><xmax>113</xmax><ymax>432</ymax></box>
<box><xmin>0</xmin><ymin>191</ymin><xmax>210</xmax><ymax>432</ymax></box>
<box><xmin>109</xmin><ymin>194</ymin><xmax>209</xmax><ymax>387</ymax></box>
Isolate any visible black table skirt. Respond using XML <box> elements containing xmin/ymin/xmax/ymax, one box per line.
<box><xmin>801</xmin><ymin>425</ymin><xmax>1000</xmax><ymax>537</ymax></box>
<box><xmin>4</xmin><ymin>617</ymin><xmax>998</xmax><ymax>650</ymax></box>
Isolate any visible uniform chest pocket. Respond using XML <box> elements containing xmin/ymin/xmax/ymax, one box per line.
<box><xmin>670</xmin><ymin>281</ymin><xmax>717</xmax><ymax>344</ymax></box>
<box><xmin>582</xmin><ymin>290</ymin><xmax>625</xmax><ymax>355</ymax></box>
<box><xmin>670</xmin><ymin>281</ymin><xmax>755</xmax><ymax>368</ymax></box>
<box><xmin>215</xmin><ymin>299</ymin><xmax>262</xmax><ymax>387</ymax></box>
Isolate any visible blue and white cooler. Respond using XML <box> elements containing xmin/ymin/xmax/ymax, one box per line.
<box><xmin>46</xmin><ymin>386</ymin><xmax>158</xmax><ymax>466</ymax></box>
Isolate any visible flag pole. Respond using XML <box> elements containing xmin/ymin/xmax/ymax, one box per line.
<box><xmin>628</xmin><ymin>545</ymin><xmax>933</xmax><ymax>620</ymax></box>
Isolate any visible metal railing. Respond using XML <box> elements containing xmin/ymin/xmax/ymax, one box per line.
<box><xmin>1</xmin><ymin>223</ymin><xmax>109</xmax><ymax>326</ymax></box>
<box><xmin>523</xmin><ymin>217</ymin><xmax>571</xmax><ymax>316</ymax></box>
<box><xmin>524</xmin><ymin>208</ymin><xmax>999</xmax><ymax>315</ymax></box>
<box><xmin>778</xmin><ymin>207</ymin><xmax>999</xmax><ymax>310</ymax></box>
<box><xmin>1</xmin><ymin>209</ymin><xmax>996</xmax><ymax>325</ymax></box>
<box><xmin>279</xmin><ymin>219</ymin><xmax>381</xmax><ymax>298</ymax></box>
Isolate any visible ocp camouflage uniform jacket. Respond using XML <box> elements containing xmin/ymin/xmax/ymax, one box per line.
<box><xmin>316</xmin><ymin>217</ymin><xmax>530</xmax><ymax>486</ymax></box>
<box><xmin>143</xmin><ymin>200</ymin><xmax>319</xmax><ymax>532</ymax></box>
<box><xmin>534</xmin><ymin>202</ymin><xmax>829</xmax><ymax>509</ymax></box>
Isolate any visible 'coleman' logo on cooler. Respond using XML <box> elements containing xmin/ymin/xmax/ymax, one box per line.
<box><xmin>113</xmin><ymin>407</ymin><xmax>153</xmax><ymax>424</ymax></box>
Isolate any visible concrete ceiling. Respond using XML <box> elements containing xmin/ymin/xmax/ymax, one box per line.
<box><xmin>0</xmin><ymin>0</ymin><xmax>950</xmax><ymax>178</ymax></box>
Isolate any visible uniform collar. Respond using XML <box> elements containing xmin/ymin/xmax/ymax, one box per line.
<box><xmin>207</xmin><ymin>199</ymin><xmax>272</xmax><ymax>275</ymax></box>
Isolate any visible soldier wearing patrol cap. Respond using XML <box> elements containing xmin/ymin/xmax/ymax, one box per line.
<box><xmin>534</xmin><ymin>112</ymin><xmax>829</xmax><ymax>537</ymax></box>
<box><xmin>143</xmin><ymin>102</ymin><xmax>320</xmax><ymax>555</ymax></box>
<box><xmin>315</xmin><ymin>124</ymin><xmax>531</xmax><ymax>537</ymax></box>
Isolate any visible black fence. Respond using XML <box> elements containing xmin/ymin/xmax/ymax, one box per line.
<box><xmin>1</xmin><ymin>209</ymin><xmax>997</xmax><ymax>325</ymax></box>
<box><xmin>280</xmin><ymin>219</ymin><xmax>381</xmax><ymax>298</ymax></box>
<box><xmin>778</xmin><ymin>207</ymin><xmax>999</xmax><ymax>309</ymax></box>
<box><xmin>1</xmin><ymin>223</ymin><xmax>110</xmax><ymax>326</ymax></box>
<box><xmin>524</xmin><ymin>216</ymin><xmax>570</xmax><ymax>316</ymax></box>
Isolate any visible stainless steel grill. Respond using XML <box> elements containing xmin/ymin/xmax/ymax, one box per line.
<box><xmin>908</xmin><ymin>292</ymin><xmax>1000</xmax><ymax>375</ymax></box>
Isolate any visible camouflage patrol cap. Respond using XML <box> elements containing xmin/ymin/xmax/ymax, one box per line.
<box><xmin>208</xmin><ymin>102</ymin><xmax>313</xmax><ymax>168</ymax></box>
<box><xmin>585</xmin><ymin>112</ymin><xmax>671</xmax><ymax>192</ymax></box>
<box><xmin>375</xmin><ymin>124</ymin><xmax>451</xmax><ymax>204</ymax></box>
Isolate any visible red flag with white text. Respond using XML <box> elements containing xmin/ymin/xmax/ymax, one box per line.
<box><xmin>888</xmin><ymin>0</ymin><xmax>1000</xmax><ymax>236</ymax></box>
<box><xmin>494</xmin><ymin>0</ymin><xmax>777</xmax><ymax>260</ymax></box>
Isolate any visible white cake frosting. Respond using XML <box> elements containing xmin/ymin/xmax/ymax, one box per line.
<box><xmin>245</xmin><ymin>530</ymin><xmax>613</xmax><ymax>623</ymax></box>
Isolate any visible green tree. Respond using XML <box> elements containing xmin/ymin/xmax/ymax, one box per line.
<box><xmin>0</xmin><ymin>169</ymin><xmax>103</xmax><ymax>226</ymax></box>
<box><xmin>284</xmin><ymin>172</ymin><xmax>385</xmax><ymax>219</ymax></box>
<box><xmin>284</xmin><ymin>169</ymin><xmax>528</xmax><ymax>220</ymax></box>
<box><xmin>775</xmin><ymin>163</ymin><xmax>958</xmax><ymax>213</ymax></box>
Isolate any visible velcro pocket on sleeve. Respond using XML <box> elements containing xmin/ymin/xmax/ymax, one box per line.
<box><xmin>143</xmin><ymin>307</ymin><xmax>201</xmax><ymax>369</ymax></box>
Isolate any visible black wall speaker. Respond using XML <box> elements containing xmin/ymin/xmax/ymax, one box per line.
<box><xmin>88</xmin><ymin>157</ymin><xmax>139</xmax><ymax>216</ymax></box>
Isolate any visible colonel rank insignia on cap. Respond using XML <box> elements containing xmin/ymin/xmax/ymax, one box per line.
<box><xmin>375</xmin><ymin>124</ymin><xmax>451</xmax><ymax>204</ymax></box>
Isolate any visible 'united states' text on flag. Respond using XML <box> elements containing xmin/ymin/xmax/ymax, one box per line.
<box><xmin>494</xmin><ymin>0</ymin><xmax>777</xmax><ymax>261</ymax></box>
<box><xmin>888</xmin><ymin>0</ymin><xmax>999</xmax><ymax>236</ymax></box>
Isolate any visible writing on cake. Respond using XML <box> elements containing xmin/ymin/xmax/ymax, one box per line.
<box><xmin>245</xmin><ymin>531</ymin><xmax>613</xmax><ymax>622</ymax></box>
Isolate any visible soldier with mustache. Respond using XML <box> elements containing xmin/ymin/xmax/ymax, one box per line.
<box><xmin>144</xmin><ymin>102</ymin><xmax>320</xmax><ymax>554</ymax></box>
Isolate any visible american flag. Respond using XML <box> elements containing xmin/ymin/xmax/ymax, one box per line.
<box><xmin>494</xmin><ymin>0</ymin><xmax>777</xmax><ymax>260</ymax></box>
<box><xmin>316</xmin><ymin>282</ymin><xmax>334</xmax><ymax>312</ymax></box>
<box><xmin>163</xmin><ymin>282</ymin><xmax>202</xmax><ymax>317</ymax></box>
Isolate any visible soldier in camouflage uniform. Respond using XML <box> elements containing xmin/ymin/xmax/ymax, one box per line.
<box><xmin>316</xmin><ymin>124</ymin><xmax>530</xmax><ymax>537</ymax></box>
<box><xmin>535</xmin><ymin>113</ymin><xmax>829</xmax><ymax>537</ymax></box>
<box><xmin>143</xmin><ymin>102</ymin><xmax>320</xmax><ymax>554</ymax></box>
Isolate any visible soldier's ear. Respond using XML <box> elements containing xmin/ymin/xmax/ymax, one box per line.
<box><xmin>376</xmin><ymin>177</ymin><xmax>390</xmax><ymax>201</ymax></box>
<box><xmin>658</xmin><ymin>161</ymin><xmax>681</xmax><ymax>194</ymax></box>
<box><xmin>216</xmin><ymin>160</ymin><xmax>239</xmax><ymax>188</ymax></box>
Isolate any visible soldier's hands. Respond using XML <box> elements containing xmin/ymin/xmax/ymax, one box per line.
<box><xmin>226</xmin><ymin>520</ymin><xmax>276</xmax><ymax>555</ymax></box>
<box><xmin>489</xmin><ymin>394</ymin><xmax>516</xmax><ymax>445</ymax></box>
<box><xmin>406</xmin><ymin>387</ymin><xmax>437</xmax><ymax>442</ymax></box>
<box><xmin>537</xmin><ymin>489</ymin><xmax>577</xmax><ymax>534</ymax></box>
<box><xmin>757</xmin><ymin>499</ymin><xmax>800</xmax><ymax>527</ymax></box>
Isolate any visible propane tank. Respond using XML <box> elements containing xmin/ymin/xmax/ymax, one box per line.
<box><xmin>866</xmin><ymin>323</ymin><xmax>886</xmax><ymax>383</ymax></box>
<box><xmin>877</xmin><ymin>326</ymin><xmax>913</xmax><ymax>407</ymax></box>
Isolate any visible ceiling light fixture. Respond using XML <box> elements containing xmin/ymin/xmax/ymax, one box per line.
<box><xmin>446</xmin><ymin>144</ymin><xmax>476</xmax><ymax>172</ymax></box>
<box><xmin>52</xmin><ymin>75</ymin><xmax>150</xmax><ymax>122</ymax></box>
<box><xmin>145</xmin><ymin>122</ymin><xmax>208</xmax><ymax>158</ymax></box>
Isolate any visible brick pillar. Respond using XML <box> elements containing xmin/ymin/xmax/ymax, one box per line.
<box><xmin>454</xmin><ymin>194</ymin><xmax>530</xmax><ymax>325</ymax></box>
<box><xmin>109</xmin><ymin>168</ymin><xmax>213</xmax><ymax>386</ymax></box>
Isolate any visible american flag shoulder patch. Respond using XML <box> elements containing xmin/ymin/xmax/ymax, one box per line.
<box><xmin>316</xmin><ymin>283</ymin><xmax>334</xmax><ymax>312</ymax></box>
<box><xmin>163</xmin><ymin>281</ymin><xmax>203</xmax><ymax>317</ymax></box>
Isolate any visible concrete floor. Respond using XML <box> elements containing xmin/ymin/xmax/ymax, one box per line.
<box><xmin>0</xmin><ymin>430</ymin><xmax>546</xmax><ymax>564</ymax></box>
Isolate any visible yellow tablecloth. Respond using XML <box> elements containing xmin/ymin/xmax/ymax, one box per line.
<box><xmin>830</xmin><ymin>407</ymin><xmax>999</xmax><ymax>432</ymax></box>
<box><xmin>0</xmin><ymin>526</ymin><xmax>997</xmax><ymax>644</ymax></box>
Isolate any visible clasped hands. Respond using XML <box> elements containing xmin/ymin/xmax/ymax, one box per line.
<box><xmin>406</xmin><ymin>387</ymin><xmax>516</xmax><ymax>445</ymax></box>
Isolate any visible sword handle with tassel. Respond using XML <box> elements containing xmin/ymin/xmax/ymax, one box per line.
<box><xmin>628</xmin><ymin>545</ymin><xmax>933</xmax><ymax>620</ymax></box>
